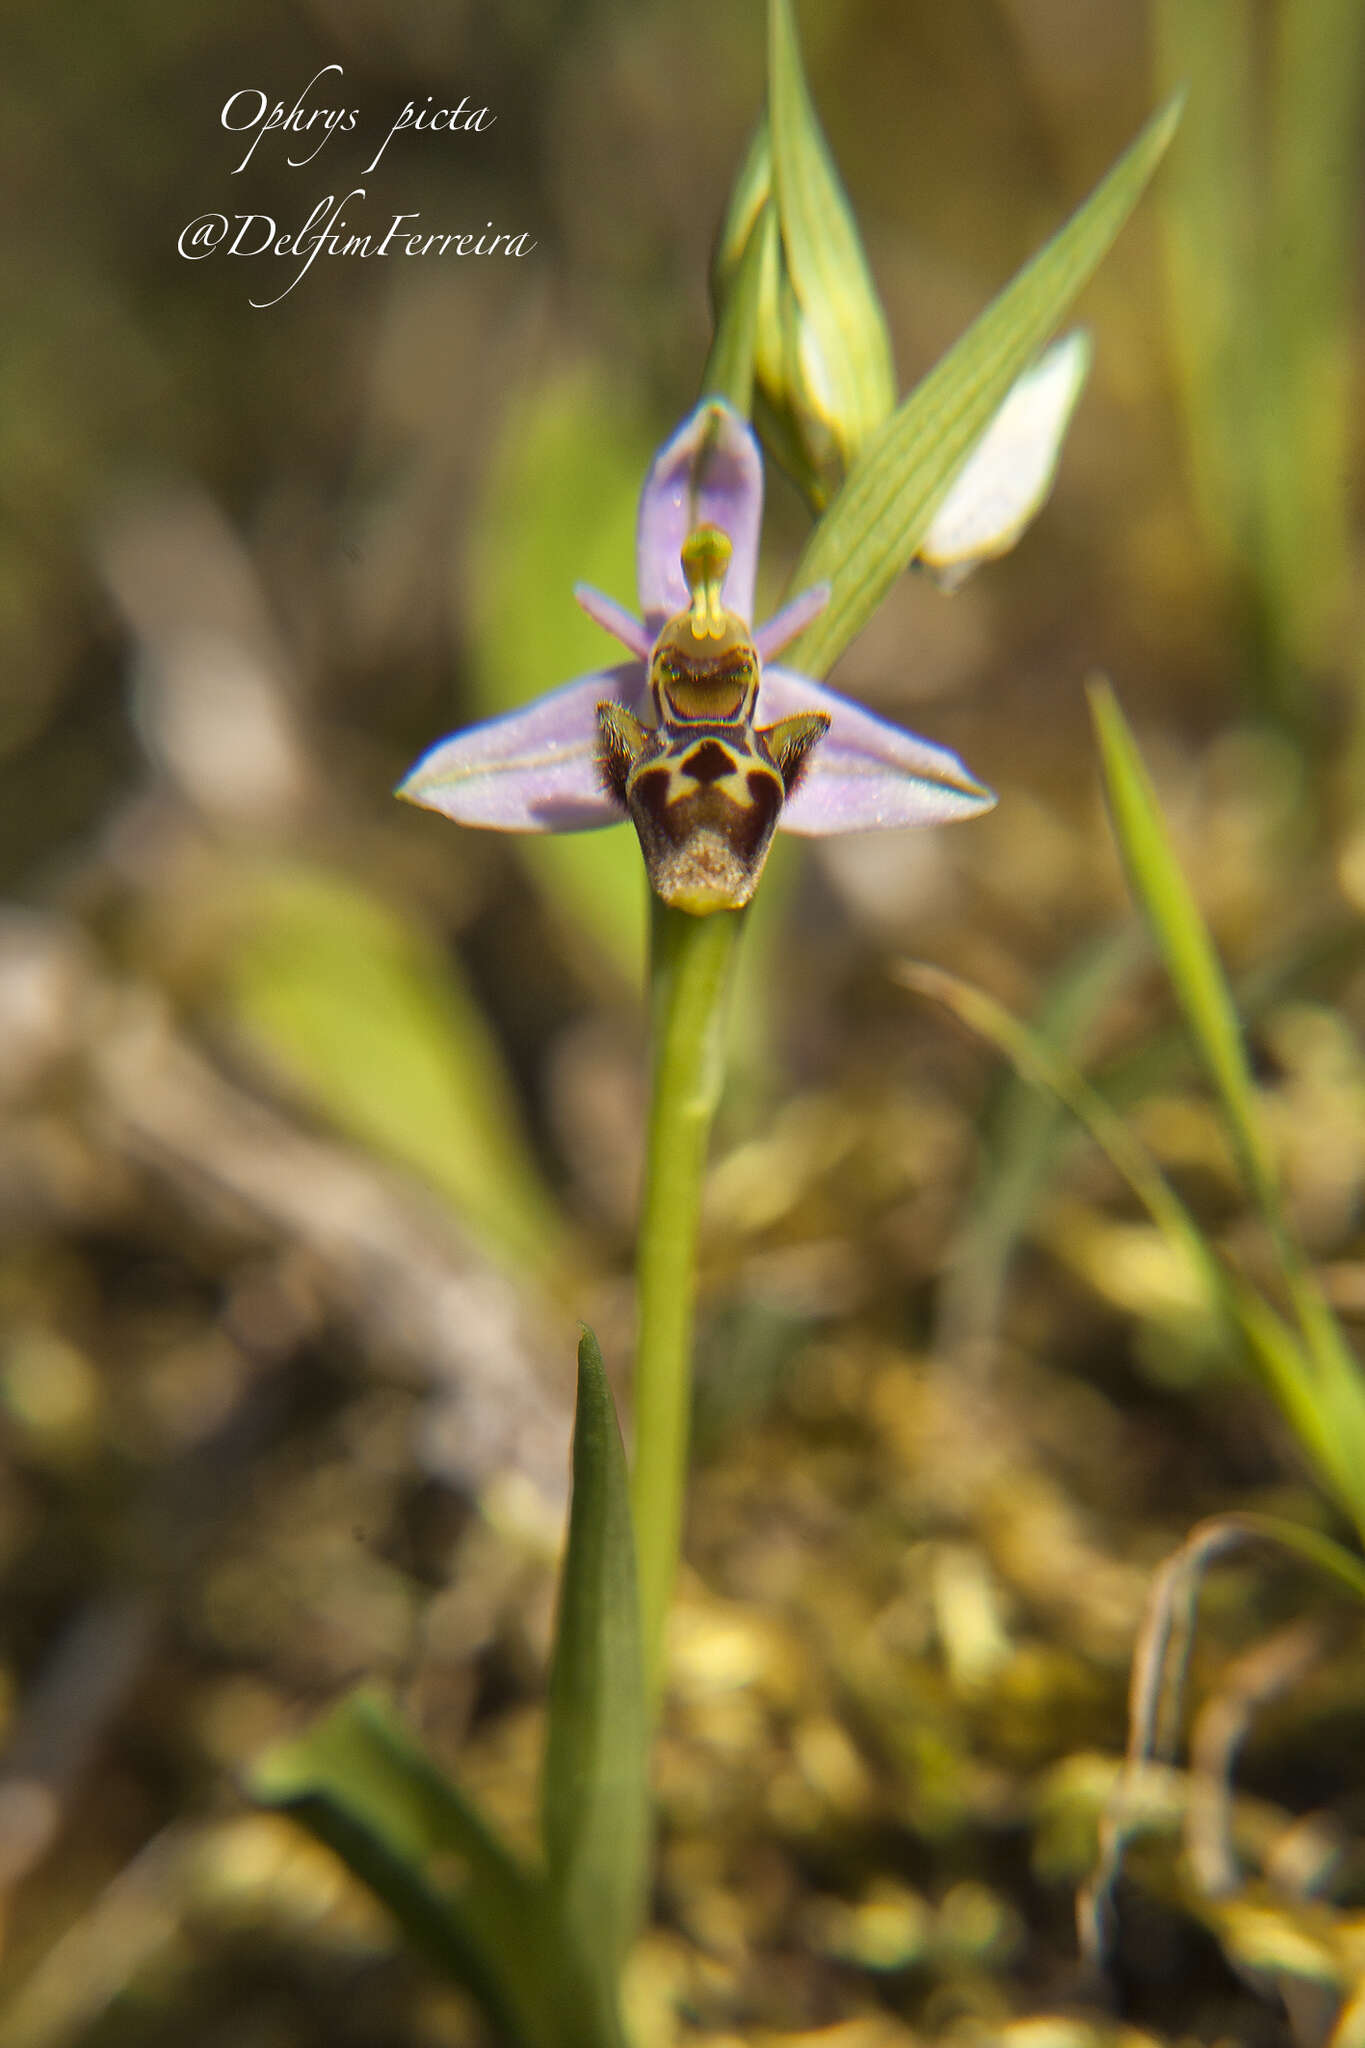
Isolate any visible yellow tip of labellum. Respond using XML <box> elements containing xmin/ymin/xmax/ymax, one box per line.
<box><xmin>681</xmin><ymin>525</ymin><xmax>732</xmax><ymax>640</ymax></box>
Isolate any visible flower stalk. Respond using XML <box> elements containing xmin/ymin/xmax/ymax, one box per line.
<box><xmin>630</xmin><ymin>897</ymin><xmax>745</xmax><ymax>1696</ymax></box>
<box><xmin>260</xmin><ymin>30</ymin><xmax>1182</xmax><ymax>2044</ymax></box>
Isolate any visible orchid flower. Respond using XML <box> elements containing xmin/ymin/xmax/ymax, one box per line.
<box><xmin>399</xmin><ymin>400</ymin><xmax>997</xmax><ymax>914</ymax></box>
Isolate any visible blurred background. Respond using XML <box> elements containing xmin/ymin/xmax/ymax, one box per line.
<box><xmin>3</xmin><ymin>2</ymin><xmax>1364</xmax><ymax>2042</ymax></box>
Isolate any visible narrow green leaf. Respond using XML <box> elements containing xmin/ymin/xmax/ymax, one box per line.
<box><xmin>1259</xmin><ymin>0</ymin><xmax>1364</xmax><ymax>683</ymax></box>
<box><xmin>1152</xmin><ymin>0</ymin><xmax>1259</xmax><ymax>578</ymax></box>
<box><xmin>936</xmin><ymin>929</ymin><xmax>1141</xmax><ymax>1348</ymax></box>
<box><xmin>702</xmin><ymin>199</ymin><xmax>773</xmax><ymax>417</ymax></box>
<box><xmin>1156</xmin><ymin>0</ymin><xmax>1364</xmax><ymax>709</ymax></box>
<box><xmin>767</xmin><ymin>0</ymin><xmax>896</xmax><ymax>466</ymax></box>
<box><xmin>711</xmin><ymin>118</ymin><xmax>773</xmax><ymax>311</ymax></box>
<box><xmin>543</xmin><ymin>1329</ymin><xmax>650</xmax><ymax>2003</ymax></box>
<box><xmin>1232</xmin><ymin>1290</ymin><xmax>1365</xmax><ymax>1522</ymax></box>
<box><xmin>712</xmin><ymin>120</ymin><xmax>788</xmax><ymax>427</ymax></box>
<box><xmin>252</xmin><ymin>1690</ymin><xmax>561</xmax><ymax>2048</ymax></box>
<box><xmin>1088</xmin><ymin>681</ymin><xmax>1276</xmax><ymax>1212</ymax></box>
<box><xmin>1090</xmin><ymin>680</ymin><xmax>1365</xmax><ymax>1542</ymax></box>
<box><xmin>788</xmin><ymin>95</ymin><xmax>1182</xmax><ymax>679</ymax></box>
<box><xmin>898</xmin><ymin>962</ymin><xmax>1361</xmax><ymax>1521</ymax></box>
<box><xmin>899</xmin><ymin>960</ymin><xmax>1228</xmax><ymax>1330</ymax></box>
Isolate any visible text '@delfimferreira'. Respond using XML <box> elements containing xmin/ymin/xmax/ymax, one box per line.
<box><xmin>177</xmin><ymin>190</ymin><xmax>536</xmax><ymax>308</ymax></box>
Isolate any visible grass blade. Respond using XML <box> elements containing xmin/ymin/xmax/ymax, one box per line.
<box><xmin>937</xmin><ymin>929</ymin><xmax>1140</xmax><ymax>1350</ymax></box>
<box><xmin>253</xmin><ymin>1690</ymin><xmax>563</xmax><ymax>2048</ymax></box>
<box><xmin>787</xmin><ymin>95</ymin><xmax>1182</xmax><ymax>680</ymax></box>
<box><xmin>1156</xmin><ymin>0</ymin><xmax>1364</xmax><ymax>712</ymax></box>
<box><xmin>1089</xmin><ymin>680</ymin><xmax>1365</xmax><ymax>1541</ymax></box>
<box><xmin>1152</xmin><ymin>0</ymin><xmax>1259</xmax><ymax>580</ymax></box>
<box><xmin>900</xmin><ymin>962</ymin><xmax>1364</xmax><ymax>1521</ymax></box>
<box><xmin>901</xmin><ymin>960</ymin><xmax>1227</xmax><ymax>1328</ymax></box>
<box><xmin>1259</xmin><ymin>0</ymin><xmax>1365</xmax><ymax>686</ymax></box>
<box><xmin>1088</xmin><ymin>682</ymin><xmax>1276</xmax><ymax>1210</ymax></box>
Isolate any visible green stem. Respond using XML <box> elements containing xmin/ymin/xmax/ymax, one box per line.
<box><xmin>630</xmin><ymin>898</ymin><xmax>746</xmax><ymax>1696</ymax></box>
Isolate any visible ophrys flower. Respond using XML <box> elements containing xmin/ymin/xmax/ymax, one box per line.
<box><xmin>399</xmin><ymin>399</ymin><xmax>996</xmax><ymax>913</ymax></box>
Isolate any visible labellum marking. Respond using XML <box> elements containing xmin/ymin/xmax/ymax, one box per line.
<box><xmin>597</xmin><ymin>525</ymin><xmax>829</xmax><ymax>914</ymax></box>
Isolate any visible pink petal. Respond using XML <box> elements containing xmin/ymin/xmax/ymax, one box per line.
<box><xmin>918</xmin><ymin>332</ymin><xmax>1090</xmax><ymax>589</ymax></box>
<box><xmin>573</xmin><ymin>585</ymin><xmax>652</xmax><ymax>659</ymax></box>
<box><xmin>757</xmin><ymin>665</ymin><xmax>996</xmax><ymax>835</ymax></box>
<box><xmin>397</xmin><ymin>665</ymin><xmax>646</xmax><ymax>832</ymax></box>
<box><xmin>754</xmin><ymin>584</ymin><xmax>831</xmax><ymax>662</ymax></box>
<box><xmin>636</xmin><ymin>401</ymin><xmax>763</xmax><ymax>632</ymax></box>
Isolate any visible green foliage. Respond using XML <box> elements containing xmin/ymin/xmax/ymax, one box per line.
<box><xmin>256</xmin><ymin>1330</ymin><xmax>647</xmax><ymax>2048</ymax></box>
<box><xmin>225</xmin><ymin>861</ymin><xmax>562</xmax><ymax>1278</ymax></box>
<box><xmin>936</xmin><ymin>929</ymin><xmax>1140</xmax><ymax>1350</ymax></box>
<box><xmin>1155</xmin><ymin>0</ymin><xmax>1365</xmax><ymax>721</ymax></box>
<box><xmin>709</xmin><ymin>0</ymin><xmax>899</xmax><ymax>510</ymax></box>
<box><xmin>786</xmin><ymin>95</ymin><xmax>1182</xmax><ymax>682</ymax></box>
<box><xmin>905</xmin><ymin>954</ymin><xmax>1365</xmax><ymax>1537</ymax></box>
<box><xmin>909</xmin><ymin>689</ymin><xmax>1365</xmax><ymax>1548</ymax></box>
<box><xmin>252</xmin><ymin>1690</ymin><xmax>564</xmax><ymax>2048</ymax></box>
<box><xmin>1090</xmin><ymin>682</ymin><xmax>1365</xmax><ymax>1540</ymax></box>
<box><xmin>1089</xmin><ymin>684</ymin><xmax>1278</xmax><ymax>1215</ymax></box>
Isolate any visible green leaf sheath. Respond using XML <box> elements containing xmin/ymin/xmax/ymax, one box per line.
<box><xmin>543</xmin><ymin>1331</ymin><xmax>650</xmax><ymax>2011</ymax></box>
<box><xmin>787</xmin><ymin>95</ymin><xmax>1182</xmax><ymax>680</ymax></box>
<box><xmin>767</xmin><ymin>0</ymin><xmax>896</xmax><ymax>463</ymax></box>
<box><xmin>701</xmin><ymin>197</ymin><xmax>773</xmax><ymax>418</ymax></box>
<box><xmin>630</xmin><ymin>900</ymin><xmax>746</xmax><ymax>1699</ymax></box>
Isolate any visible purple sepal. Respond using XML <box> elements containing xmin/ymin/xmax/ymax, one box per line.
<box><xmin>754</xmin><ymin>584</ymin><xmax>831</xmax><ymax>662</ymax></box>
<box><xmin>396</xmin><ymin>664</ymin><xmax>645</xmax><ymax>832</ymax></box>
<box><xmin>757</xmin><ymin>666</ymin><xmax>996</xmax><ymax>835</ymax></box>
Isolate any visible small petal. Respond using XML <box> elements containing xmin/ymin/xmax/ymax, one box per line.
<box><xmin>636</xmin><ymin>401</ymin><xmax>763</xmax><ymax>631</ymax></box>
<box><xmin>758</xmin><ymin>664</ymin><xmax>995</xmax><ymax>834</ymax></box>
<box><xmin>397</xmin><ymin>665</ymin><xmax>645</xmax><ymax>831</ymax></box>
<box><xmin>754</xmin><ymin>583</ymin><xmax>831</xmax><ymax>662</ymax></box>
<box><xmin>917</xmin><ymin>331</ymin><xmax>1091</xmax><ymax>590</ymax></box>
<box><xmin>574</xmin><ymin>585</ymin><xmax>652</xmax><ymax>660</ymax></box>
